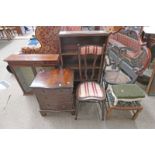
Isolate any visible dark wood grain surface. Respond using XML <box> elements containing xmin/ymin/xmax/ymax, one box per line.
<box><xmin>4</xmin><ymin>54</ymin><xmax>59</xmax><ymax>62</ymax></box>
<box><xmin>4</xmin><ymin>54</ymin><xmax>59</xmax><ymax>66</ymax></box>
<box><xmin>30</xmin><ymin>68</ymin><xmax>73</xmax><ymax>89</ymax></box>
<box><xmin>59</xmin><ymin>30</ymin><xmax>109</xmax><ymax>82</ymax></box>
<box><xmin>59</xmin><ymin>30</ymin><xmax>109</xmax><ymax>37</ymax></box>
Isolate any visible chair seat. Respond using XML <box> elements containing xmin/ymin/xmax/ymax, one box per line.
<box><xmin>107</xmin><ymin>90</ymin><xmax>142</xmax><ymax>107</ymax></box>
<box><xmin>77</xmin><ymin>82</ymin><xmax>106</xmax><ymax>101</ymax></box>
<box><xmin>104</xmin><ymin>70</ymin><xmax>131</xmax><ymax>84</ymax></box>
<box><xmin>112</xmin><ymin>84</ymin><xmax>145</xmax><ymax>99</ymax></box>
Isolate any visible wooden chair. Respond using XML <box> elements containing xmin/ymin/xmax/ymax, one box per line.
<box><xmin>75</xmin><ymin>45</ymin><xmax>107</xmax><ymax>120</ymax></box>
<box><xmin>22</xmin><ymin>26</ymin><xmax>61</xmax><ymax>54</ymax></box>
<box><xmin>0</xmin><ymin>26</ymin><xmax>5</xmax><ymax>39</ymax></box>
<box><xmin>104</xmin><ymin>28</ymin><xmax>151</xmax><ymax>87</ymax></box>
<box><xmin>0</xmin><ymin>26</ymin><xmax>12</xmax><ymax>40</ymax></box>
<box><xmin>1</xmin><ymin>26</ymin><xmax>17</xmax><ymax>40</ymax></box>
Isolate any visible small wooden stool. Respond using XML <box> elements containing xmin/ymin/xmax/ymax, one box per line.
<box><xmin>106</xmin><ymin>84</ymin><xmax>145</xmax><ymax>120</ymax></box>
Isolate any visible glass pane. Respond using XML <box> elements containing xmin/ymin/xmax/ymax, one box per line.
<box><xmin>13</xmin><ymin>66</ymin><xmax>34</xmax><ymax>93</ymax></box>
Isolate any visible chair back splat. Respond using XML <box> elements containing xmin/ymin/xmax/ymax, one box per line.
<box><xmin>78</xmin><ymin>45</ymin><xmax>106</xmax><ymax>82</ymax></box>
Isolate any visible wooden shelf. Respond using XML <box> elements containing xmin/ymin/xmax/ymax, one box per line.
<box><xmin>61</xmin><ymin>51</ymin><xmax>78</xmax><ymax>56</ymax></box>
<box><xmin>59</xmin><ymin>31</ymin><xmax>109</xmax><ymax>82</ymax></box>
<box><xmin>64</xmin><ymin>65</ymin><xmax>100</xmax><ymax>70</ymax></box>
<box><xmin>59</xmin><ymin>30</ymin><xmax>109</xmax><ymax>37</ymax></box>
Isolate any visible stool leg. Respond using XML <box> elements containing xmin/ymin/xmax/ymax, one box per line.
<box><xmin>107</xmin><ymin>108</ymin><xmax>112</xmax><ymax>119</ymax></box>
<box><xmin>105</xmin><ymin>82</ymin><xmax>108</xmax><ymax>90</ymax></box>
<box><xmin>40</xmin><ymin>111</ymin><xmax>47</xmax><ymax>116</ymax></box>
<box><xmin>132</xmin><ymin>109</ymin><xmax>142</xmax><ymax>120</ymax></box>
<box><xmin>75</xmin><ymin>100</ymin><xmax>79</xmax><ymax>120</ymax></box>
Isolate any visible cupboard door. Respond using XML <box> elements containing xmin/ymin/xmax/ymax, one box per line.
<box><xmin>13</xmin><ymin>66</ymin><xmax>35</xmax><ymax>93</ymax></box>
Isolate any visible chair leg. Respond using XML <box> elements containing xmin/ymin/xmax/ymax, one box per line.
<box><xmin>105</xmin><ymin>82</ymin><xmax>108</xmax><ymax>90</ymax></box>
<box><xmin>132</xmin><ymin>109</ymin><xmax>142</xmax><ymax>120</ymax></box>
<box><xmin>106</xmin><ymin>108</ymin><xmax>112</xmax><ymax>119</ymax></box>
<box><xmin>75</xmin><ymin>100</ymin><xmax>79</xmax><ymax>120</ymax></box>
<box><xmin>101</xmin><ymin>100</ymin><xmax>106</xmax><ymax>120</ymax></box>
<box><xmin>105</xmin><ymin>93</ymin><xmax>109</xmax><ymax>112</ymax></box>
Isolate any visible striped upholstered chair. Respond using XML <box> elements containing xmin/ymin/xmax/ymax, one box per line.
<box><xmin>75</xmin><ymin>45</ymin><xmax>107</xmax><ymax>120</ymax></box>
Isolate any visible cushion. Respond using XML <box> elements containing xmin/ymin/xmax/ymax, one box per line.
<box><xmin>77</xmin><ymin>82</ymin><xmax>105</xmax><ymax>101</ymax></box>
<box><xmin>80</xmin><ymin>46</ymin><xmax>102</xmax><ymax>55</ymax></box>
<box><xmin>104</xmin><ymin>70</ymin><xmax>131</xmax><ymax>84</ymax></box>
<box><xmin>112</xmin><ymin>84</ymin><xmax>145</xmax><ymax>99</ymax></box>
<box><xmin>107</xmin><ymin>90</ymin><xmax>142</xmax><ymax>107</ymax></box>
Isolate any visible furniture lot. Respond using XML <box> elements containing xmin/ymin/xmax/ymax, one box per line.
<box><xmin>3</xmin><ymin>26</ymin><xmax>149</xmax><ymax>120</ymax></box>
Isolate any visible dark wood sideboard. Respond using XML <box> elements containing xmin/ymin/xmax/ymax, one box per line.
<box><xmin>30</xmin><ymin>68</ymin><xmax>75</xmax><ymax>115</ymax></box>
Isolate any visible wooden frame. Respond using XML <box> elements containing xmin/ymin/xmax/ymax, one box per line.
<box><xmin>59</xmin><ymin>30</ymin><xmax>109</xmax><ymax>82</ymax></box>
<box><xmin>106</xmin><ymin>88</ymin><xmax>143</xmax><ymax>120</ymax></box>
<box><xmin>77</xmin><ymin>45</ymin><xmax>106</xmax><ymax>82</ymax></box>
<box><xmin>106</xmin><ymin>102</ymin><xmax>143</xmax><ymax>120</ymax></box>
<box><xmin>30</xmin><ymin>68</ymin><xmax>75</xmax><ymax>116</ymax></box>
<box><xmin>75</xmin><ymin>45</ymin><xmax>108</xmax><ymax>120</ymax></box>
<box><xmin>146</xmin><ymin>62</ymin><xmax>155</xmax><ymax>95</ymax></box>
<box><xmin>4</xmin><ymin>54</ymin><xmax>59</xmax><ymax>95</ymax></box>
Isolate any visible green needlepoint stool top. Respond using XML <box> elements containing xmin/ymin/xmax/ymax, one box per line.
<box><xmin>112</xmin><ymin>84</ymin><xmax>145</xmax><ymax>99</ymax></box>
<box><xmin>106</xmin><ymin>84</ymin><xmax>145</xmax><ymax>120</ymax></box>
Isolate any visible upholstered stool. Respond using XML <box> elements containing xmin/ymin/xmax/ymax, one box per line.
<box><xmin>106</xmin><ymin>84</ymin><xmax>145</xmax><ymax>120</ymax></box>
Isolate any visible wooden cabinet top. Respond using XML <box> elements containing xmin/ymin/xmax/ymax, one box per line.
<box><xmin>30</xmin><ymin>68</ymin><xmax>74</xmax><ymax>89</ymax></box>
<box><xmin>59</xmin><ymin>30</ymin><xmax>109</xmax><ymax>37</ymax></box>
<box><xmin>4</xmin><ymin>54</ymin><xmax>59</xmax><ymax>62</ymax></box>
<box><xmin>4</xmin><ymin>54</ymin><xmax>59</xmax><ymax>66</ymax></box>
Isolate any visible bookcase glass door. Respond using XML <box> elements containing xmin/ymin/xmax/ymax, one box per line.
<box><xmin>13</xmin><ymin>66</ymin><xmax>35</xmax><ymax>93</ymax></box>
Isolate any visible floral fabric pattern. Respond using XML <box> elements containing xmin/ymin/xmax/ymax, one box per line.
<box><xmin>22</xmin><ymin>26</ymin><xmax>61</xmax><ymax>54</ymax></box>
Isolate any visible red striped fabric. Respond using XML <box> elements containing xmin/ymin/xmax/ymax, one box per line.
<box><xmin>80</xmin><ymin>45</ymin><xmax>102</xmax><ymax>55</ymax></box>
<box><xmin>77</xmin><ymin>82</ymin><xmax>104</xmax><ymax>100</ymax></box>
